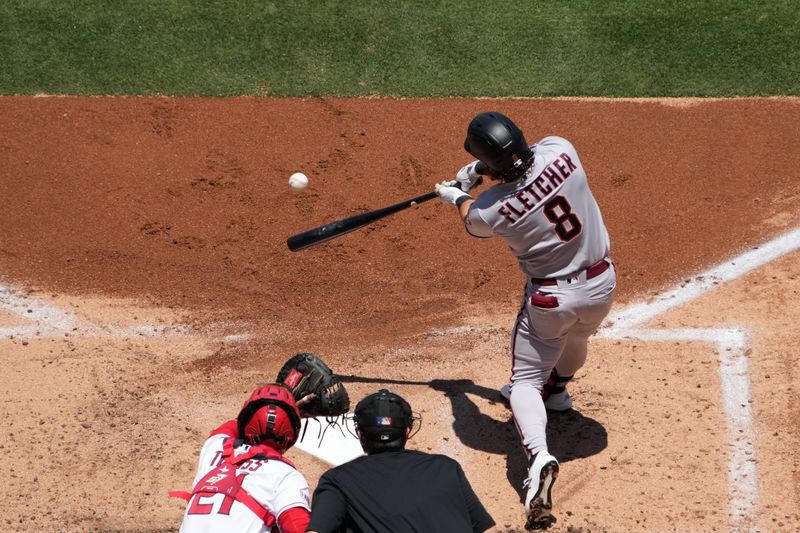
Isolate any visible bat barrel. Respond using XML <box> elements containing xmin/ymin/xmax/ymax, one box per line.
<box><xmin>287</xmin><ymin>190</ymin><xmax>438</xmax><ymax>252</ymax></box>
<box><xmin>287</xmin><ymin>220</ymin><xmax>361</xmax><ymax>252</ymax></box>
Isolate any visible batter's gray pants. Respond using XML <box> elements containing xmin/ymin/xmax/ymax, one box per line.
<box><xmin>509</xmin><ymin>263</ymin><xmax>617</xmax><ymax>456</ymax></box>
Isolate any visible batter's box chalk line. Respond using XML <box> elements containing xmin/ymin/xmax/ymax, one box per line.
<box><xmin>597</xmin><ymin>226</ymin><xmax>800</xmax><ymax>531</ymax></box>
<box><xmin>0</xmin><ymin>284</ymin><xmax>196</xmax><ymax>340</ymax></box>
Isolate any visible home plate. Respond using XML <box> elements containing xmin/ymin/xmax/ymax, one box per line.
<box><xmin>295</xmin><ymin>415</ymin><xmax>364</xmax><ymax>465</ymax></box>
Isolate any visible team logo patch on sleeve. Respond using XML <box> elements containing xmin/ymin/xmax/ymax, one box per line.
<box><xmin>376</xmin><ymin>416</ymin><xmax>392</xmax><ymax>426</ymax></box>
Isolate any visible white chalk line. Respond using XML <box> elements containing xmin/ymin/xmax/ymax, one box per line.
<box><xmin>0</xmin><ymin>284</ymin><xmax>77</xmax><ymax>337</ymax></box>
<box><xmin>0</xmin><ymin>282</ymin><xmax>208</xmax><ymax>340</ymax></box>
<box><xmin>598</xmin><ymin>226</ymin><xmax>800</xmax><ymax>530</ymax></box>
<box><xmin>0</xmin><ymin>281</ymin><xmax>263</xmax><ymax>342</ymax></box>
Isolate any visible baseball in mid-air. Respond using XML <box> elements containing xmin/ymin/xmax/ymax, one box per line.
<box><xmin>289</xmin><ymin>172</ymin><xmax>309</xmax><ymax>191</ymax></box>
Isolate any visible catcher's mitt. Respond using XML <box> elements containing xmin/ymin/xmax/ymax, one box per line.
<box><xmin>277</xmin><ymin>352</ymin><xmax>350</xmax><ymax>418</ymax></box>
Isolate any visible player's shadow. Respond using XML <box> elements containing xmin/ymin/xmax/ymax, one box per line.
<box><xmin>338</xmin><ymin>375</ymin><xmax>607</xmax><ymax>502</ymax></box>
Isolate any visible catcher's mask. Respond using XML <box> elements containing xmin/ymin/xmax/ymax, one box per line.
<box><xmin>237</xmin><ymin>384</ymin><xmax>302</xmax><ymax>452</ymax></box>
<box><xmin>353</xmin><ymin>389</ymin><xmax>421</xmax><ymax>443</ymax></box>
<box><xmin>464</xmin><ymin>111</ymin><xmax>533</xmax><ymax>181</ymax></box>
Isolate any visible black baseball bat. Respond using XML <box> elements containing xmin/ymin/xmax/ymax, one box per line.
<box><xmin>287</xmin><ymin>190</ymin><xmax>437</xmax><ymax>251</ymax></box>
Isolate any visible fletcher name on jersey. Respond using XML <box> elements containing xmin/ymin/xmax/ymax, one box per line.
<box><xmin>465</xmin><ymin>136</ymin><xmax>611</xmax><ymax>279</ymax></box>
<box><xmin>493</xmin><ymin>150</ymin><xmax>576</xmax><ymax>223</ymax></box>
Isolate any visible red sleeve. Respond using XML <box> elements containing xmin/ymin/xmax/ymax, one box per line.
<box><xmin>277</xmin><ymin>506</ymin><xmax>310</xmax><ymax>533</ymax></box>
<box><xmin>209</xmin><ymin>419</ymin><xmax>239</xmax><ymax>438</ymax></box>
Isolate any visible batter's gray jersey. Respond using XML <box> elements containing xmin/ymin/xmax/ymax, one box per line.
<box><xmin>465</xmin><ymin>136</ymin><xmax>610</xmax><ymax>279</ymax></box>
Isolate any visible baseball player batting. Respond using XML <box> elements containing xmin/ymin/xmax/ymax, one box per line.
<box><xmin>435</xmin><ymin>111</ymin><xmax>617</xmax><ymax>530</ymax></box>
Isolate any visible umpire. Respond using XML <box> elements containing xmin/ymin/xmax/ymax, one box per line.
<box><xmin>306</xmin><ymin>389</ymin><xmax>498</xmax><ymax>533</ymax></box>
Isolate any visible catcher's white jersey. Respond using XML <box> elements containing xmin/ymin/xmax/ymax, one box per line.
<box><xmin>179</xmin><ymin>434</ymin><xmax>311</xmax><ymax>533</ymax></box>
<box><xmin>465</xmin><ymin>136</ymin><xmax>610</xmax><ymax>278</ymax></box>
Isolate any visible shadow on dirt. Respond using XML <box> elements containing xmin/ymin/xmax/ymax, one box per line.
<box><xmin>339</xmin><ymin>375</ymin><xmax>607</xmax><ymax>503</ymax></box>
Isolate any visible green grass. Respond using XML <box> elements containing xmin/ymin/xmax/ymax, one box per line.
<box><xmin>1</xmin><ymin>0</ymin><xmax>798</xmax><ymax>96</ymax></box>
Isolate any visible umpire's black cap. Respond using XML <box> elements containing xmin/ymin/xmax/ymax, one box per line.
<box><xmin>353</xmin><ymin>389</ymin><xmax>413</xmax><ymax>442</ymax></box>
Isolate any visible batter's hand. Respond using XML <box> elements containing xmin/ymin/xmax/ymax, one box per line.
<box><xmin>455</xmin><ymin>162</ymin><xmax>484</xmax><ymax>192</ymax></box>
<box><xmin>435</xmin><ymin>180</ymin><xmax>471</xmax><ymax>205</ymax></box>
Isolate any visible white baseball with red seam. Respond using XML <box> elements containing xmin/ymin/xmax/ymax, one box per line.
<box><xmin>289</xmin><ymin>172</ymin><xmax>309</xmax><ymax>190</ymax></box>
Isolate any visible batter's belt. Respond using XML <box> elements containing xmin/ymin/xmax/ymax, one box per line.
<box><xmin>530</xmin><ymin>259</ymin><xmax>611</xmax><ymax>286</ymax></box>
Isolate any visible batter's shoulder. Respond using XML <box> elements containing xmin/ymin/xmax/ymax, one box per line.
<box><xmin>536</xmin><ymin>135</ymin><xmax>573</xmax><ymax>148</ymax></box>
<box><xmin>474</xmin><ymin>181</ymin><xmax>516</xmax><ymax>207</ymax></box>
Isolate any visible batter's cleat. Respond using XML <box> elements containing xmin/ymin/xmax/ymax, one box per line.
<box><xmin>500</xmin><ymin>383</ymin><xmax>511</xmax><ymax>402</ymax></box>
<box><xmin>499</xmin><ymin>384</ymin><xmax>574</xmax><ymax>412</ymax></box>
<box><xmin>523</xmin><ymin>451</ymin><xmax>559</xmax><ymax>530</ymax></box>
<box><xmin>543</xmin><ymin>390</ymin><xmax>573</xmax><ymax>412</ymax></box>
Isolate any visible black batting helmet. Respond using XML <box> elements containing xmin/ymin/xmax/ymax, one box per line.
<box><xmin>464</xmin><ymin>111</ymin><xmax>533</xmax><ymax>180</ymax></box>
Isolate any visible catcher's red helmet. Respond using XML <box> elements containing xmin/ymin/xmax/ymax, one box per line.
<box><xmin>237</xmin><ymin>384</ymin><xmax>302</xmax><ymax>452</ymax></box>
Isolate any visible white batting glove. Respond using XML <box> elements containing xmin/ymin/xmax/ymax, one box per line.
<box><xmin>435</xmin><ymin>180</ymin><xmax>471</xmax><ymax>206</ymax></box>
<box><xmin>455</xmin><ymin>161</ymin><xmax>483</xmax><ymax>192</ymax></box>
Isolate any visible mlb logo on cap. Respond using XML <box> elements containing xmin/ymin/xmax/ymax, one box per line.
<box><xmin>354</xmin><ymin>389</ymin><xmax>414</xmax><ymax>444</ymax></box>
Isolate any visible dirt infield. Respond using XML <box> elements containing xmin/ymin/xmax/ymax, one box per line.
<box><xmin>1</xmin><ymin>96</ymin><xmax>799</xmax><ymax>531</ymax></box>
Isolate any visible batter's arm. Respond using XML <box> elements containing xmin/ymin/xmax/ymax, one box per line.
<box><xmin>461</xmin><ymin>199</ymin><xmax>494</xmax><ymax>239</ymax></box>
<box><xmin>456</xmin><ymin>197</ymin><xmax>474</xmax><ymax>220</ymax></box>
<box><xmin>435</xmin><ymin>182</ymin><xmax>491</xmax><ymax>237</ymax></box>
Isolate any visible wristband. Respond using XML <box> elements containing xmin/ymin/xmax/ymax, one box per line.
<box><xmin>455</xmin><ymin>194</ymin><xmax>472</xmax><ymax>208</ymax></box>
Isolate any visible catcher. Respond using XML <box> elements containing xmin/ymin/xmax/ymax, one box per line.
<box><xmin>174</xmin><ymin>353</ymin><xmax>349</xmax><ymax>533</ymax></box>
